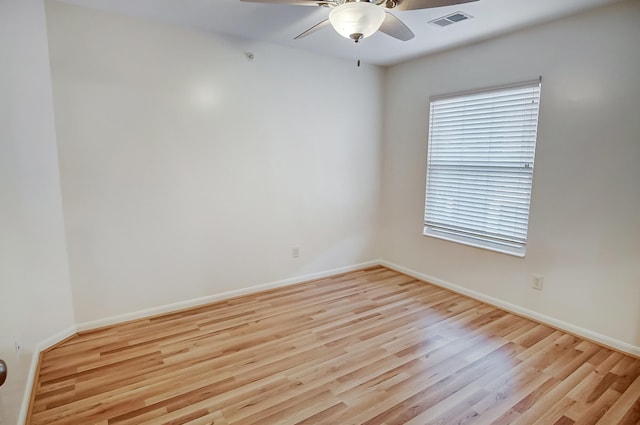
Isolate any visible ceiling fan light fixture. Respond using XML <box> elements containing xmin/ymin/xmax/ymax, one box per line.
<box><xmin>329</xmin><ymin>2</ymin><xmax>386</xmax><ymax>42</ymax></box>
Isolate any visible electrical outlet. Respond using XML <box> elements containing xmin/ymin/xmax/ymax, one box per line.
<box><xmin>291</xmin><ymin>247</ymin><xmax>299</xmax><ymax>258</ymax></box>
<box><xmin>532</xmin><ymin>275</ymin><xmax>544</xmax><ymax>291</ymax></box>
<box><xmin>15</xmin><ymin>340</ymin><xmax>22</xmax><ymax>358</ymax></box>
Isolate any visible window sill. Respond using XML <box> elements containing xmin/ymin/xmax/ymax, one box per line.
<box><xmin>423</xmin><ymin>226</ymin><xmax>526</xmax><ymax>258</ymax></box>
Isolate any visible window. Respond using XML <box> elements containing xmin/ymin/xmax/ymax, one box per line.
<box><xmin>424</xmin><ymin>79</ymin><xmax>542</xmax><ymax>257</ymax></box>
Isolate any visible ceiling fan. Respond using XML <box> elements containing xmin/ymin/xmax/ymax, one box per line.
<box><xmin>240</xmin><ymin>0</ymin><xmax>478</xmax><ymax>43</ymax></box>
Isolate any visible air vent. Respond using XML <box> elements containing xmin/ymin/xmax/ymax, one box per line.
<box><xmin>430</xmin><ymin>11</ymin><xmax>473</xmax><ymax>27</ymax></box>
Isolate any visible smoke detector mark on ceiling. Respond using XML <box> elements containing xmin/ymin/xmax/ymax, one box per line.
<box><xmin>430</xmin><ymin>12</ymin><xmax>473</xmax><ymax>28</ymax></box>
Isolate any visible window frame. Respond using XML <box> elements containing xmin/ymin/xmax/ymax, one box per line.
<box><xmin>423</xmin><ymin>79</ymin><xmax>542</xmax><ymax>257</ymax></box>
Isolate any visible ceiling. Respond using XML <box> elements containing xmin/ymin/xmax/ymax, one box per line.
<box><xmin>58</xmin><ymin>0</ymin><xmax>621</xmax><ymax>66</ymax></box>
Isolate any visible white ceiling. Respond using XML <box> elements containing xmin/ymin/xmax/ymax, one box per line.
<box><xmin>58</xmin><ymin>0</ymin><xmax>621</xmax><ymax>66</ymax></box>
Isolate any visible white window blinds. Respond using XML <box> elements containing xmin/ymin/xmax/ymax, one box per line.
<box><xmin>424</xmin><ymin>80</ymin><xmax>541</xmax><ymax>257</ymax></box>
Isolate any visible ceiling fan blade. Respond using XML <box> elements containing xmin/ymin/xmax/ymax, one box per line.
<box><xmin>394</xmin><ymin>0</ymin><xmax>478</xmax><ymax>11</ymax></box>
<box><xmin>240</xmin><ymin>0</ymin><xmax>332</xmax><ymax>6</ymax></box>
<box><xmin>294</xmin><ymin>19</ymin><xmax>331</xmax><ymax>39</ymax></box>
<box><xmin>379</xmin><ymin>12</ymin><xmax>414</xmax><ymax>41</ymax></box>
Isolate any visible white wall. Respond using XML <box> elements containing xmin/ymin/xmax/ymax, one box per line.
<box><xmin>380</xmin><ymin>0</ymin><xmax>640</xmax><ymax>348</ymax></box>
<box><xmin>0</xmin><ymin>0</ymin><xmax>76</xmax><ymax>423</ymax></box>
<box><xmin>45</xmin><ymin>1</ymin><xmax>384</xmax><ymax>325</ymax></box>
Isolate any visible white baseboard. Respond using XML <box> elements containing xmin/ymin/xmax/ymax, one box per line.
<box><xmin>379</xmin><ymin>260</ymin><xmax>640</xmax><ymax>358</ymax></box>
<box><xmin>34</xmin><ymin>326</ymin><xmax>78</xmax><ymax>353</ymax></box>
<box><xmin>75</xmin><ymin>260</ymin><xmax>380</xmax><ymax>332</ymax></box>
<box><xmin>18</xmin><ymin>325</ymin><xmax>77</xmax><ymax>425</ymax></box>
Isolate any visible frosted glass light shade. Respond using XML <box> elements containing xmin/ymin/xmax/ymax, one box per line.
<box><xmin>329</xmin><ymin>2</ymin><xmax>386</xmax><ymax>41</ymax></box>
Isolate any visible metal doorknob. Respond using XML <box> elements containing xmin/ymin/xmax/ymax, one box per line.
<box><xmin>0</xmin><ymin>359</ymin><xmax>6</xmax><ymax>386</ymax></box>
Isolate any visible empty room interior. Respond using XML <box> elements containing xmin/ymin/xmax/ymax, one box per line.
<box><xmin>1</xmin><ymin>0</ymin><xmax>639</xmax><ymax>423</ymax></box>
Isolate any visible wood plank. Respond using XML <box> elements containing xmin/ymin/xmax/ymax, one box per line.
<box><xmin>28</xmin><ymin>267</ymin><xmax>640</xmax><ymax>425</ymax></box>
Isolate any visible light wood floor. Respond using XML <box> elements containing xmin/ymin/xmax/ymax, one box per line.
<box><xmin>29</xmin><ymin>267</ymin><xmax>640</xmax><ymax>425</ymax></box>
